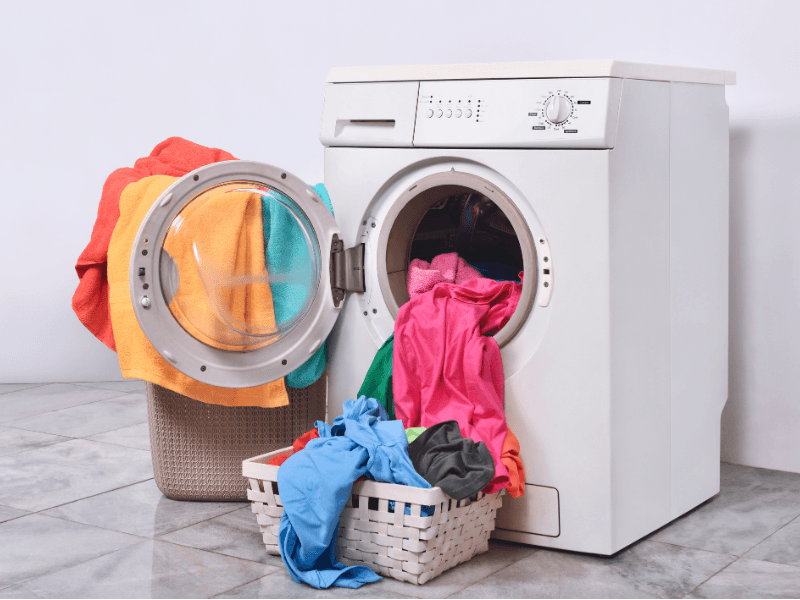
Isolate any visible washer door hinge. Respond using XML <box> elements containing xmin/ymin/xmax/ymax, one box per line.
<box><xmin>330</xmin><ymin>234</ymin><xmax>365</xmax><ymax>307</ymax></box>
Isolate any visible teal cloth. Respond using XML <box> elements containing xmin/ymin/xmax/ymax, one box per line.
<box><xmin>262</xmin><ymin>184</ymin><xmax>334</xmax><ymax>388</ymax></box>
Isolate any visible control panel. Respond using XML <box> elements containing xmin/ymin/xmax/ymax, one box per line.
<box><xmin>413</xmin><ymin>78</ymin><xmax>622</xmax><ymax>148</ymax></box>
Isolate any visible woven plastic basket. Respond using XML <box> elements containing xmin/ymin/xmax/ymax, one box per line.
<box><xmin>243</xmin><ymin>447</ymin><xmax>504</xmax><ymax>585</ymax></box>
<box><xmin>146</xmin><ymin>376</ymin><xmax>326</xmax><ymax>501</ymax></box>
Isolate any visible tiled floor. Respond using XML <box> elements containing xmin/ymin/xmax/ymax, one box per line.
<box><xmin>0</xmin><ymin>382</ymin><xmax>799</xmax><ymax>598</ymax></box>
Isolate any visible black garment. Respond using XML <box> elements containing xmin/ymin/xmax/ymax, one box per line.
<box><xmin>407</xmin><ymin>420</ymin><xmax>495</xmax><ymax>500</ymax></box>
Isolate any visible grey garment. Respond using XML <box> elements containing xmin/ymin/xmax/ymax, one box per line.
<box><xmin>407</xmin><ymin>420</ymin><xmax>495</xmax><ymax>500</ymax></box>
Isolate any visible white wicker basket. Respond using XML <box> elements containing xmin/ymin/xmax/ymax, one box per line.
<box><xmin>243</xmin><ymin>447</ymin><xmax>504</xmax><ymax>585</ymax></box>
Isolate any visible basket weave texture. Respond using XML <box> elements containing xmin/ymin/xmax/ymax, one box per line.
<box><xmin>147</xmin><ymin>377</ymin><xmax>326</xmax><ymax>501</ymax></box>
<box><xmin>243</xmin><ymin>447</ymin><xmax>504</xmax><ymax>585</ymax></box>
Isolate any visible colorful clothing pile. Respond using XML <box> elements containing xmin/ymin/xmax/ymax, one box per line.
<box><xmin>277</xmin><ymin>397</ymin><xmax>429</xmax><ymax>589</ymax></box>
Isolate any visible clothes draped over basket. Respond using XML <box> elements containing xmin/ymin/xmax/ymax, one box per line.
<box><xmin>277</xmin><ymin>396</ymin><xmax>430</xmax><ymax>589</ymax></box>
<box><xmin>73</xmin><ymin>137</ymin><xmax>237</xmax><ymax>351</ymax></box>
<box><xmin>75</xmin><ymin>137</ymin><xmax>330</xmax><ymax>405</ymax></box>
<box><xmin>107</xmin><ymin>175</ymin><xmax>289</xmax><ymax>408</ymax></box>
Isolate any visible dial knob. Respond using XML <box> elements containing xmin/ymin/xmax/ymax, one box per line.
<box><xmin>465</xmin><ymin>109</ymin><xmax>472</xmax><ymax>118</ymax></box>
<box><xmin>445</xmin><ymin>109</ymin><xmax>452</xmax><ymax>118</ymax></box>
<box><xmin>455</xmin><ymin>109</ymin><xmax>462</xmax><ymax>118</ymax></box>
<box><xmin>426</xmin><ymin>109</ymin><xmax>433</xmax><ymax>118</ymax></box>
<box><xmin>545</xmin><ymin>96</ymin><xmax>571</xmax><ymax>124</ymax></box>
<box><xmin>436</xmin><ymin>109</ymin><xmax>443</xmax><ymax>118</ymax></box>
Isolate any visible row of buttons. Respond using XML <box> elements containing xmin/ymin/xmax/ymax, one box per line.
<box><xmin>425</xmin><ymin>108</ymin><xmax>473</xmax><ymax>119</ymax></box>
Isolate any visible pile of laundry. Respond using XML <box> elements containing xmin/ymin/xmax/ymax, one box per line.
<box><xmin>72</xmin><ymin>137</ymin><xmax>328</xmax><ymax>408</ymax></box>
<box><xmin>270</xmin><ymin>251</ymin><xmax>526</xmax><ymax>589</ymax></box>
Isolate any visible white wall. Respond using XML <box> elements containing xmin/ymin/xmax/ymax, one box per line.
<box><xmin>0</xmin><ymin>0</ymin><xmax>798</xmax><ymax>472</ymax></box>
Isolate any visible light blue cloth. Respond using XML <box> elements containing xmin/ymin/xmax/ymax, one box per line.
<box><xmin>262</xmin><ymin>184</ymin><xmax>334</xmax><ymax>388</ymax></box>
<box><xmin>277</xmin><ymin>396</ymin><xmax>431</xmax><ymax>589</ymax></box>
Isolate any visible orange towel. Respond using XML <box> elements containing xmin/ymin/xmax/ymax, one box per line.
<box><xmin>108</xmin><ymin>175</ymin><xmax>289</xmax><ymax>408</ymax></box>
<box><xmin>502</xmin><ymin>427</ymin><xmax>526</xmax><ymax>498</ymax></box>
<box><xmin>163</xmin><ymin>183</ymin><xmax>278</xmax><ymax>351</ymax></box>
<box><xmin>72</xmin><ymin>137</ymin><xmax>236</xmax><ymax>351</ymax></box>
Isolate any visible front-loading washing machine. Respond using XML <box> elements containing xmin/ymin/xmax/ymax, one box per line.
<box><xmin>130</xmin><ymin>60</ymin><xmax>734</xmax><ymax>555</ymax></box>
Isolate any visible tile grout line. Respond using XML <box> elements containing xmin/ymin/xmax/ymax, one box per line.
<box><xmin>737</xmin><ymin>512</ymin><xmax>800</xmax><ymax>567</ymax></box>
<box><xmin>0</xmin><ymin>396</ymin><xmax>147</xmax><ymax>440</ymax></box>
<box><xmin>152</xmin><ymin>504</ymin><xmax>253</xmax><ymax>541</ymax></box>
<box><xmin>0</xmin><ymin>389</ymin><xmax>136</xmax><ymax>426</ymax></box>
<box><xmin>0</xmin><ymin>383</ymin><xmax>48</xmax><ymax>396</ymax></box>
<box><xmin>0</xmin><ymin>429</ymin><xmax>151</xmax><ymax>463</ymax></box>
<box><xmin>71</xmin><ymin>383</ymin><xmax>146</xmax><ymax>394</ymax></box>
<box><xmin>648</xmin><ymin>538</ymin><xmax>739</xmax><ymax>558</ymax></box>
<box><xmin>679</xmin><ymin>556</ymin><xmax>741</xmax><ymax>599</ymax></box>
<box><xmin>20</xmin><ymin>476</ymin><xmax>157</xmax><ymax>516</ymax></box>
<box><xmin>0</xmin><ymin>535</ymin><xmax>152</xmax><ymax>593</ymax></box>
<box><xmin>442</xmin><ymin>547</ymin><xmax>543</xmax><ymax>598</ymax></box>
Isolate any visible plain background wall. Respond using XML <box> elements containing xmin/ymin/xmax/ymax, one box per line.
<box><xmin>0</xmin><ymin>1</ymin><xmax>798</xmax><ymax>472</ymax></box>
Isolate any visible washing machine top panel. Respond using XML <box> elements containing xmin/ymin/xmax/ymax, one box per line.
<box><xmin>327</xmin><ymin>60</ymin><xmax>736</xmax><ymax>85</ymax></box>
<box><xmin>130</xmin><ymin>161</ymin><xmax>356</xmax><ymax>388</ymax></box>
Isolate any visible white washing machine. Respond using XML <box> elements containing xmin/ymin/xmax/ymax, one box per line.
<box><xmin>130</xmin><ymin>60</ymin><xmax>735</xmax><ymax>555</ymax></box>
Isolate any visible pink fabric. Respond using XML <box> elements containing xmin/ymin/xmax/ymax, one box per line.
<box><xmin>407</xmin><ymin>252</ymin><xmax>483</xmax><ymax>299</ymax></box>
<box><xmin>393</xmin><ymin>275</ymin><xmax>523</xmax><ymax>493</ymax></box>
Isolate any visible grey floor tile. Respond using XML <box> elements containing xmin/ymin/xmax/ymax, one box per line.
<box><xmin>0</xmin><ymin>504</ymin><xmax>28</xmax><ymax>523</ymax></box>
<box><xmin>86</xmin><ymin>422</ymin><xmax>151</xmax><ymax>450</ymax></box>
<box><xmin>686</xmin><ymin>558</ymin><xmax>800</xmax><ymax>599</ymax></box>
<box><xmin>650</xmin><ymin>471</ymin><xmax>800</xmax><ymax>556</ymax></box>
<box><xmin>0</xmin><ymin>384</ymin><xmax>46</xmax><ymax>396</ymax></box>
<box><xmin>0</xmin><ymin>426</ymin><xmax>69</xmax><ymax>457</ymax></box>
<box><xmin>5</xmin><ymin>393</ymin><xmax>147</xmax><ymax>439</ymax></box>
<box><xmin>736</xmin><ymin>465</ymin><xmax>800</xmax><ymax>490</ymax></box>
<box><xmin>0</xmin><ymin>384</ymin><xmax>126</xmax><ymax>423</ymax></box>
<box><xmin>0</xmin><ymin>540</ymin><xmax>277</xmax><ymax>599</ymax></box>
<box><xmin>0</xmin><ymin>439</ymin><xmax>153</xmax><ymax>512</ymax></box>
<box><xmin>43</xmin><ymin>479</ymin><xmax>245</xmax><ymax>538</ymax></box>
<box><xmin>450</xmin><ymin>540</ymin><xmax>733</xmax><ymax>599</ymax></box>
<box><xmin>215</xmin><ymin>569</ymin><xmax>415</xmax><ymax>599</ymax></box>
<box><xmin>743</xmin><ymin>516</ymin><xmax>800</xmax><ymax>568</ymax></box>
<box><xmin>720</xmin><ymin>462</ymin><xmax>752</xmax><ymax>481</ymax></box>
<box><xmin>160</xmin><ymin>507</ymin><xmax>283</xmax><ymax>567</ymax></box>
<box><xmin>360</xmin><ymin>540</ymin><xmax>537</xmax><ymax>599</ymax></box>
<box><xmin>0</xmin><ymin>513</ymin><xmax>141</xmax><ymax>590</ymax></box>
<box><xmin>74</xmin><ymin>380</ymin><xmax>146</xmax><ymax>393</ymax></box>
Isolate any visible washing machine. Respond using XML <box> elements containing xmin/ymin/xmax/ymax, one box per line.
<box><xmin>130</xmin><ymin>60</ymin><xmax>734</xmax><ymax>555</ymax></box>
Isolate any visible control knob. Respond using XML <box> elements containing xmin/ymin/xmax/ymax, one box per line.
<box><xmin>545</xmin><ymin>96</ymin><xmax>571</xmax><ymax>124</ymax></box>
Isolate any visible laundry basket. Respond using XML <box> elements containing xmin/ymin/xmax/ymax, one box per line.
<box><xmin>147</xmin><ymin>375</ymin><xmax>326</xmax><ymax>501</ymax></box>
<box><xmin>243</xmin><ymin>447</ymin><xmax>504</xmax><ymax>585</ymax></box>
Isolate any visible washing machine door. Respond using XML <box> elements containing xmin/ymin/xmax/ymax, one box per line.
<box><xmin>129</xmin><ymin>160</ymin><xmax>363</xmax><ymax>388</ymax></box>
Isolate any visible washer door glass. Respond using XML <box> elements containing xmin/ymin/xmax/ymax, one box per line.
<box><xmin>160</xmin><ymin>182</ymin><xmax>321</xmax><ymax>351</ymax></box>
<box><xmin>131</xmin><ymin>161</ymin><xmax>342</xmax><ymax>388</ymax></box>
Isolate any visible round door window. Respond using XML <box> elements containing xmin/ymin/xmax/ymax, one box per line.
<box><xmin>159</xmin><ymin>181</ymin><xmax>322</xmax><ymax>352</ymax></box>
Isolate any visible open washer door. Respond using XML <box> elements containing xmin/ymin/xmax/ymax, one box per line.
<box><xmin>129</xmin><ymin>161</ymin><xmax>363</xmax><ymax>388</ymax></box>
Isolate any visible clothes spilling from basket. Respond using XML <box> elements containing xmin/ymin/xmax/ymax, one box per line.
<box><xmin>271</xmin><ymin>250</ymin><xmax>526</xmax><ymax>589</ymax></box>
<box><xmin>71</xmin><ymin>137</ymin><xmax>330</xmax><ymax>408</ymax></box>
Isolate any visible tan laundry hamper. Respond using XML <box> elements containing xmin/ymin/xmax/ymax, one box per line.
<box><xmin>147</xmin><ymin>375</ymin><xmax>326</xmax><ymax>501</ymax></box>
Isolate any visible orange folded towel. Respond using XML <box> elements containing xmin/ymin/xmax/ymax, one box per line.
<box><xmin>108</xmin><ymin>175</ymin><xmax>289</xmax><ymax>408</ymax></box>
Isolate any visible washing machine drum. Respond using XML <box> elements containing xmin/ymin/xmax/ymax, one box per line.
<box><xmin>130</xmin><ymin>161</ymin><xmax>361</xmax><ymax>388</ymax></box>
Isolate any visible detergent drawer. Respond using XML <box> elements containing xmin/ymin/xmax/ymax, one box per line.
<box><xmin>495</xmin><ymin>484</ymin><xmax>561</xmax><ymax>538</ymax></box>
<box><xmin>320</xmin><ymin>82</ymin><xmax>420</xmax><ymax>147</ymax></box>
